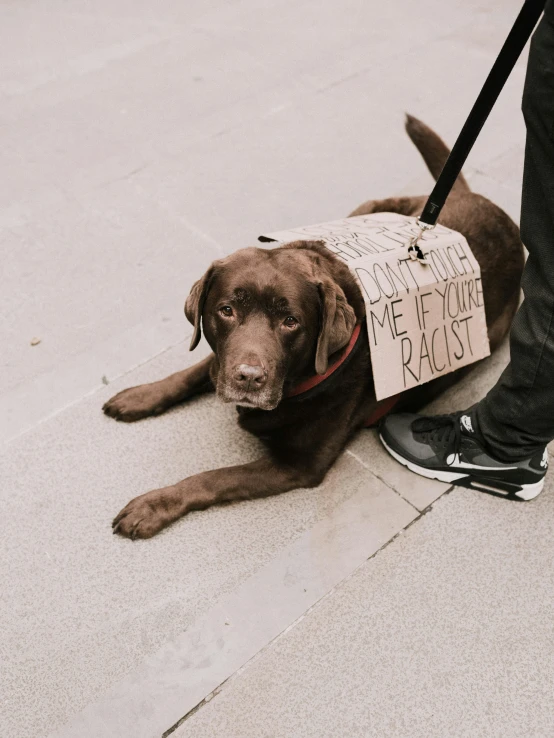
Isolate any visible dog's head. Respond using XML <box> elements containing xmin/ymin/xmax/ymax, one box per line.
<box><xmin>185</xmin><ymin>241</ymin><xmax>364</xmax><ymax>410</ymax></box>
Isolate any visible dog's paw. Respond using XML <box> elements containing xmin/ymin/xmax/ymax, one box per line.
<box><xmin>112</xmin><ymin>489</ymin><xmax>175</xmax><ymax>539</ymax></box>
<box><xmin>103</xmin><ymin>385</ymin><xmax>168</xmax><ymax>422</ymax></box>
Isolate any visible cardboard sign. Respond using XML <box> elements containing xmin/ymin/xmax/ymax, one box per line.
<box><xmin>259</xmin><ymin>213</ymin><xmax>490</xmax><ymax>401</ymax></box>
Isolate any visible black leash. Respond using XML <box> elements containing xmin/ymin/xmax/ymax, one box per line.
<box><xmin>409</xmin><ymin>0</ymin><xmax>546</xmax><ymax>261</ymax></box>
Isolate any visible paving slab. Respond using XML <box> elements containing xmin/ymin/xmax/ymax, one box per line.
<box><xmin>175</xmin><ymin>480</ymin><xmax>554</xmax><ymax>738</ymax></box>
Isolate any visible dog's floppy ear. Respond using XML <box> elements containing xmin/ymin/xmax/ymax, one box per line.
<box><xmin>315</xmin><ymin>279</ymin><xmax>357</xmax><ymax>375</ymax></box>
<box><xmin>185</xmin><ymin>266</ymin><xmax>215</xmax><ymax>351</ymax></box>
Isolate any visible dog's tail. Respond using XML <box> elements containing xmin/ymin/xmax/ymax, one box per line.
<box><xmin>405</xmin><ymin>113</ymin><xmax>470</xmax><ymax>196</ymax></box>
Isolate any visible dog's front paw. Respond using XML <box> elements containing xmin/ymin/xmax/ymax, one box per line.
<box><xmin>112</xmin><ymin>487</ymin><xmax>178</xmax><ymax>539</ymax></box>
<box><xmin>103</xmin><ymin>385</ymin><xmax>169</xmax><ymax>422</ymax></box>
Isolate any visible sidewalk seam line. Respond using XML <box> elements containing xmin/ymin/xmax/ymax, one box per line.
<box><xmin>1</xmin><ymin>333</ymin><xmax>192</xmax><ymax>448</ymax></box>
<box><xmin>345</xmin><ymin>448</ymin><xmax>422</xmax><ymax>512</ymax></box>
<box><xmin>160</xmin><ymin>485</ymin><xmax>456</xmax><ymax>737</ymax></box>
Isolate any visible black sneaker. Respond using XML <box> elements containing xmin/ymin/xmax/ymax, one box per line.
<box><xmin>379</xmin><ymin>411</ymin><xmax>547</xmax><ymax>500</ymax></box>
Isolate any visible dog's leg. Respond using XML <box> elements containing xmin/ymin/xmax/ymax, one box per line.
<box><xmin>112</xmin><ymin>425</ymin><xmax>349</xmax><ymax>539</ymax></box>
<box><xmin>112</xmin><ymin>458</ymin><xmax>324</xmax><ymax>539</ymax></box>
<box><xmin>103</xmin><ymin>354</ymin><xmax>214</xmax><ymax>422</ymax></box>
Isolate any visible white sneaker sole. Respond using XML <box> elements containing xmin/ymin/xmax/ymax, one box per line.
<box><xmin>379</xmin><ymin>435</ymin><xmax>544</xmax><ymax>501</ymax></box>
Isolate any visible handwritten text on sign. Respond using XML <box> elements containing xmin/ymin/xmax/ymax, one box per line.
<box><xmin>260</xmin><ymin>213</ymin><xmax>490</xmax><ymax>400</ymax></box>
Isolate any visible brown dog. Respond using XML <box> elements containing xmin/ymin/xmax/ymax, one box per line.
<box><xmin>104</xmin><ymin>116</ymin><xmax>524</xmax><ymax>539</ymax></box>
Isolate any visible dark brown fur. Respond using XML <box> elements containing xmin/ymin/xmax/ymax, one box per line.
<box><xmin>104</xmin><ymin>116</ymin><xmax>524</xmax><ymax>539</ymax></box>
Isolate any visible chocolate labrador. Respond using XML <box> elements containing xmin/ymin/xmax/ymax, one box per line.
<box><xmin>104</xmin><ymin>115</ymin><xmax>523</xmax><ymax>539</ymax></box>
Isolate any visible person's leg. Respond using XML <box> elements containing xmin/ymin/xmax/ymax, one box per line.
<box><xmin>379</xmin><ymin>9</ymin><xmax>554</xmax><ymax>499</ymax></box>
<box><xmin>475</xmin><ymin>7</ymin><xmax>554</xmax><ymax>460</ymax></box>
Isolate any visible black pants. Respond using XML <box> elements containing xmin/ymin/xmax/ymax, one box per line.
<box><xmin>476</xmin><ymin>4</ymin><xmax>554</xmax><ymax>461</ymax></box>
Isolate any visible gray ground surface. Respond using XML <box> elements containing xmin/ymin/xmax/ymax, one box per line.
<box><xmin>1</xmin><ymin>1</ymin><xmax>552</xmax><ymax>736</ymax></box>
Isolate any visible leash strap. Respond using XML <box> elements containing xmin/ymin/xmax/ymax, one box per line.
<box><xmin>417</xmin><ymin>0</ymin><xmax>546</xmax><ymax>230</ymax></box>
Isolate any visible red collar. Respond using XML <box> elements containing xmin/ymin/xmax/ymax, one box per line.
<box><xmin>286</xmin><ymin>323</ymin><xmax>362</xmax><ymax>398</ymax></box>
<box><xmin>286</xmin><ymin>322</ymin><xmax>401</xmax><ymax>425</ymax></box>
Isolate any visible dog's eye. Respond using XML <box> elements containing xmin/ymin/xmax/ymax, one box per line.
<box><xmin>283</xmin><ymin>316</ymin><xmax>298</xmax><ymax>328</ymax></box>
<box><xmin>220</xmin><ymin>306</ymin><xmax>234</xmax><ymax>317</ymax></box>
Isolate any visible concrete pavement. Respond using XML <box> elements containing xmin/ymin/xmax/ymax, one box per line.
<box><xmin>1</xmin><ymin>1</ymin><xmax>552</xmax><ymax>736</ymax></box>
<box><xmin>175</xmin><ymin>486</ymin><xmax>554</xmax><ymax>738</ymax></box>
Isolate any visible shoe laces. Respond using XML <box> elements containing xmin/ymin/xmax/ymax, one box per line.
<box><xmin>412</xmin><ymin>413</ymin><xmax>464</xmax><ymax>462</ymax></box>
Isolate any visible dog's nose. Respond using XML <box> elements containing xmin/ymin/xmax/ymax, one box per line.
<box><xmin>233</xmin><ymin>363</ymin><xmax>267</xmax><ymax>390</ymax></box>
